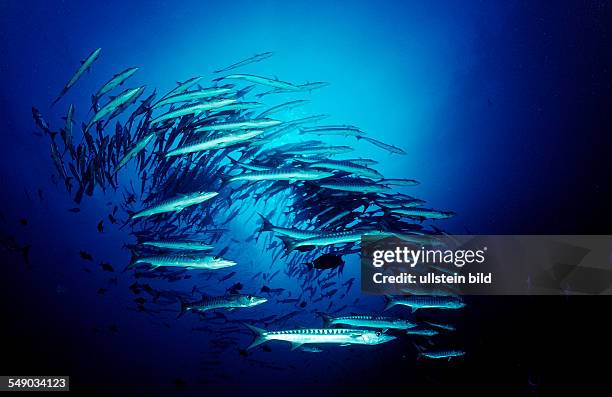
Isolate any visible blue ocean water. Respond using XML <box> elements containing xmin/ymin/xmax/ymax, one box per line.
<box><xmin>1</xmin><ymin>1</ymin><xmax>611</xmax><ymax>395</ymax></box>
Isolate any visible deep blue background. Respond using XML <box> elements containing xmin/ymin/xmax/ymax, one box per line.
<box><xmin>1</xmin><ymin>0</ymin><xmax>611</xmax><ymax>395</ymax></box>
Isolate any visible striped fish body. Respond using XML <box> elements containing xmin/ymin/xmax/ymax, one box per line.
<box><xmin>229</xmin><ymin>168</ymin><xmax>333</xmax><ymax>183</ymax></box>
<box><xmin>328</xmin><ymin>315</ymin><xmax>417</xmax><ymax>330</ymax></box>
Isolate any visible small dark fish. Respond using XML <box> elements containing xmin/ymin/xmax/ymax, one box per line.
<box><xmin>79</xmin><ymin>251</ymin><xmax>93</xmax><ymax>261</ymax></box>
<box><xmin>108</xmin><ymin>214</ymin><xmax>117</xmax><ymax>224</ymax></box>
<box><xmin>306</xmin><ymin>254</ymin><xmax>344</xmax><ymax>270</ymax></box>
<box><xmin>218</xmin><ymin>271</ymin><xmax>236</xmax><ymax>282</ymax></box>
<box><xmin>19</xmin><ymin>218</ymin><xmax>28</xmax><ymax>226</ymax></box>
<box><xmin>21</xmin><ymin>245</ymin><xmax>31</xmax><ymax>266</ymax></box>
<box><xmin>238</xmin><ymin>349</ymin><xmax>248</xmax><ymax>357</ymax></box>
<box><xmin>97</xmin><ymin>220</ymin><xmax>104</xmax><ymax>233</ymax></box>
<box><xmin>97</xmin><ymin>288</ymin><xmax>107</xmax><ymax>295</ymax></box>
<box><xmin>299</xmin><ymin>301</ymin><xmax>307</xmax><ymax>308</ymax></box>
<box><xmin>109</xmin><ymin>324</ymin><xmax>119</xmax><ymax>333</ymax></box>
<box><xmin>100</xmin><ymin>262</ymin><xmax>114</xmax><ymax>272</ymax></box>
<box><xmin>262</xmin><ymin>345</ymin><xmax>272</xmax><ymax>352</ymax></box>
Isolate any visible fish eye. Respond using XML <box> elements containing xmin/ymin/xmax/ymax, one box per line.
<box><xmin>247</xmin><ymin>295</ymin><xmax>252</xmax><ymax>299</ymax></box>
<box><xmin>375</xmin><ymin>331</ymin><xmax>381</xmax><ymax>337</ymax></box>
<box><xmin>213</xmin><ymin>256</ymin><xmax>219</xmax><ymax>260</ymax></box>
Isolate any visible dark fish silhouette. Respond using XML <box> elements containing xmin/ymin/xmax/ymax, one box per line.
<box><xmin>79</xmin><ymin>251</ymin><xmax>93</xmax><ymax>261</ymax></box>
<box><xmin>306</xmin><ymin>254</ymin><xmax>344</xmax><ymax>270</ymax></box>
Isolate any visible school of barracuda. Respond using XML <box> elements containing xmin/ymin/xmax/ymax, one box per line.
<box><xmin>33</xmin><ymin>49</ymin><xmax>465</xmax><ymax>362</ymax></box>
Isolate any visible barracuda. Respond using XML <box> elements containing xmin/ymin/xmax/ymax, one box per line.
<box><xmin>133</xmin><ymin>254</ymin><xmax>235</xmax><ymax>269</ymax></box>
<box><xmin>195</xmin><ymin>118</ymin><xmax>281</xmax><ymax>132</ymax></box>
<box><xmin>306</xmin><ymin>159</ymin><xmax>383</xmax><ymax>179</ymax></box>
<box><xmin>281</xmin><ymin>230</ymin><xmax>395</xmax><ymax>251</ymax></box>
<box><xmin>85</xmin><ymin>86</ymin><xmax>145</xmax><ymax>131</ymax></box>
<box><xmin>258</xmin><ymin>214</ymin><xmax>323</xmax><ymax>240</ymax></box>
<box><xmin>284</xmin><ymin>145</ymin><xmax>354</xmax><ymax>157</ymax></box>
<box><xmin>392</xmin><ymin>208</ymin><xmax>456</xmax><ymax>220</ymax></box>
<box><xmin>218</xmin><ymin>74</ymin><xmax>299</xmax><ymax>91</ymax></box>
<box><xmin>419</xmin><ymin>349</ymin><xmax>466</xmax><ymax>360</ymax></box>
<box><xmin>151</xmin><ymin>87</ymin><xmax>233</xmax><ymax>109</ymax></box>
<box><xmin>299</xmin><ymin>125</ymin><xmax>366</xmax><ymax>137</ymax></box>
<box><xmin>315</xmin><ymin>179</ymin><xmax>390</xmax><ymax>193</ymax></box>
<box><xmin>160</xmin><ymin>76</ymin><xmax>204</xmax><ymax>99</ymax></box>
<box><xmin>245</xmin><ymin>324</ymin><xmax>396</xmax><ymax>350</ymax></box>
<box><xmin>256</xmin><ymin>99</ymin><xmax>310</xmax><ymax>118</ymax></box>
<box><xmin>385</xmin><ymin>295</ymin><xmax>465</xmax><ymax>312</ymax></box>
<box><xmin>322</xmin><ymin>314</ymin><xmax>417</xmax><ymax>330</ymax></box>
<box><xmin>180</xmin><ymin>294</ymin><xmax>267</xmax><ymax>317</ymax></box>
<box><xmin>149</xmin><ymin>99</ymin><xmax>236</xmax><ymax>125</ymax></box>
<box><xmin>225</xmin><ymin>168</ymin><xmax>333</xmax><ymax>183</ymax></box>
<box><xmin>113</xmin><ymin>132</ymin><xmax>156</xmax><ymax>174</ymax></box>
<box><xmin>166</xmin><ymin>130</ymin><xmax>264</xmax><ymax>156</ymax></box>
<box><xmin>94</xmin><ymin>67</ymin><xmax>139</xmax><ymax>99</ymax></box>
<box><xmin>214</xmin><ymin>52</ymin><xmax>274</xmax><ymax>74</ymax></box>
<box><xmin>131</xmin><ymin>191</ymin><xmax>218</xmax><ymax>218</ymax></box>
<box><xmin>141</xmin><ymin>240</ymin><xmax>214</xmax><ymax>251</ymax></box>
<box><xmin>52</xmin><ymin>48</ymin><xmax>101</xmax><ymax>106</ymax></box>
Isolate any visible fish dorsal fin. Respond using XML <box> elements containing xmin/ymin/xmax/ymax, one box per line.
<box><xmin>290</xmin><ymin>342</ymin><xmax>304</xmax><ymax>351</ymax></box>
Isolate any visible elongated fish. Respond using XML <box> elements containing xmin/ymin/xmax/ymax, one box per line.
<box><xmin>195</xmin><ymin>119</ymin><xmax>281</xmax><ymax>132</ymax></box>
<box><xmin>152</xmin><ymin>87</ymin><xmax>233</xmax><ymax>109</ymax></box>
<box><xmin>52</xmin><ymin>48</ymin><xmax>101</xmax><ymax>106</ymax></box>
<box><xmin>149</xmin><ymin>99</ymin><xmax>235</xmax><ymax>125</ymax></box>
<box><xmin>141</xmin><ymin>240</ymin><xmax>214</xmax><ymax>251</ymax></box>
<box><xmin>245</xmin><ymin>324</ymin><xmax>396</xmax><ymax>350</ymax></box>
<box><xmin>299</xmin><ymin>125</ymin><xmax>366</xmax><ymax>137</ymax></box>
<box><xmin>419</xmin><ymin>349</ymin><xmax>465</xmax><ymax>360</ymax></box>
<box><xmin>60</xmin><ymin>104</ymin><xmax>75</xmax><ymax>155</ymax></box>
<box><xmin>258</xmin><ymin>214</ymin><xmax>322</xmax><ymax>239</ymax></box>
<box><xmin>133</xmin><ymin>254</ymin><xmax>235</xmax><ymax>269</ymax></box>
<box><xmin>217</xmin><ymin>74</ymin><xmax>299</xmax><ymax>91</ymax></box>
<box><xmin>391</xmin><ymin>208</ymin><xmax>456</xmax><ymax>220</ymax></box>
<box><xmin>113</xmin><ymin>132</ymin><xmax>156</xmax><ymax>174</ymax></box>
<box><xmin>305</xmin><ymin>159</ymin><xmax>383</xmax><ymax>179</ymax></box>
<box><xmin>94</xmin><ymin>67</ymin><xmax>139</xmax><ymax>100</ymax></box>
<box><xmin>160</xmin><ymin>76</ymin><xmax>204</xmax><ymax>100</ymax></box>
<box><xmin>131</xmin><ymin>191</ymin><xmax>218</xmax><ymax>218</ymax></box>
<box><xmin>225</xmin><ymin>168</ymin><xmax>333</xmax><ymax>183</ymax></box>
<box><xmin>214</xmin><ymin>52</ymin><xmax>274</xmax><ymax>74</ymax></box>
<box><xmin>179</xmin><ymin>294</ymin><xmax>267</xmax><ymax>316</ymax></box>
<box><xmin>314</xmin><ymin>179</ymin><xmax>390</xmax><ymax>193</ymax></box>
<box><xmin>360</xmin><ymin>136</ymin><xmax>406</xmax><ymax>155</ymax></box>
<box><xmin>256</xmin><ymin>99</ymin><xmax>310</xmax><ymax>118</ymax></box>
<box><xmin>256</xmin><ymin>82</ymin><xmax>330</xmax><ymax>98</ymax></box>
<box><xmin>384</xmin><ymin>295</ymin><xmax>465</xmax><ymax>312</ymax></box>
<box><xmin>167</xmin><ymin>130</ymin><xmax>264</xmax><ymax>156</ymax></box>
<box><xmin>280</xmin><ymin>230</ymin><xmax>393</xmax><ymax>251</ymax></box>
<box><xmin>322</xmin><ymin>314</ymin><xmax>417</xmax><ymax>330</ymax></box>
<box><xmin>85</xmin><ymin>86</ymin><xmax>145</xmax><ymax>131</ymax></box>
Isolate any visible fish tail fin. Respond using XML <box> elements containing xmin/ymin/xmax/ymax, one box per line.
<box><xmin>257</xmin><ymin>213</ymin><xmax>274</xmax><ymax>233</ymax></box>
<box><xmin>177</xmin><ymin>298</ymin><xmax>190</xmax><ymax>318</ymax></box>
<box><xmin>383</xmin><ymin>295</ymin><xmax>397</xmax><ymax>311</ymax></box>
<box><xmin>318</xmin><ymin>312</ymin><xmax>332</xmax><ymax>327</ymax></box>
<box><xmin>244</xmin><ymin>323</ymin><xmax>267</xmax><ymax>350</ymax></box>
<box><xmin>278</xmin><ymin>235</ymin><xmax>297</xmax><ymax>252</ymax></box>
<box><xmin>218</xmin><ymin>173</ymin><xmax>232</xmax><ymax>189</ymax></box>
